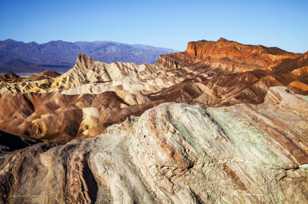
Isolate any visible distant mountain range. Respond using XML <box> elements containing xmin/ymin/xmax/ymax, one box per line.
<box><xmin>0</xmin><ymin>39</ymin><xmax>174</xmax><ymax>73</ymax></box>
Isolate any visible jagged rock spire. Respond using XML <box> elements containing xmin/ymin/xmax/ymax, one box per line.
<box><xmin>76</xmin><ymin>53</ymin><xmax>94</xmax><ymax>69</ymax></box>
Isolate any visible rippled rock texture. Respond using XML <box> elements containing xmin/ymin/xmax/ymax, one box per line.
<box><xmin>1</xmin><ymin>101</ymin><xmax>308</xmax><ymax>203</ymax></box>
<box><xmin>0</xmin><ymin>38</ymin><xmax>307</xmax><ymax>203</ymax></box>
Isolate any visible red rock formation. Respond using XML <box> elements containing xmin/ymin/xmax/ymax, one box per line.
<box><xmin>158</xmin><ymin>38</ymin><xmax>308</xmax><ymax>93</ymax></box>
<box><xmin>159</xmin><ymin>38</ymin><xmax>299</xmax><ymax>71</ymax></box>
<box><xmin>186</xmin><ymin>38</ymin><xmax>298</xmax><ymax>69</ymax></box>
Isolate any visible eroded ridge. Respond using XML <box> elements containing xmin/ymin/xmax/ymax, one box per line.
<box><xmin>0</xmin><ymin>38</ymin><xmax>307</xmax><ymax>203</ymax></box>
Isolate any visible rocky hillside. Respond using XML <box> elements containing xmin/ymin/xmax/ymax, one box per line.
<box><xmin>0</xmin><ymin>39</ymin><xmax>173</xmax><ymax>73</ymax></box>
<box><xmin>0</xmin><ymin>38</ymin><xmax>307</xmax><ymax>203</ymax></box>
<box><xmin>158</xmin><ymin>38</ymin><xmax>308</xmax><ymax>93</ymax></box>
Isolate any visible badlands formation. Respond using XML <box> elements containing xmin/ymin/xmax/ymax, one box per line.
<box><xmin>0</xmin><ymin>38</ymin><xmax>308</xmax><ymax>203</ymax></box>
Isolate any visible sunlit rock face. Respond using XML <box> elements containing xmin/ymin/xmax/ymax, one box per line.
<box><xmin>158</xmin><ymin>38</ymin><xmax>299</xmax><ymax>71</ymax></box>
<box><xmin>158</xmin><ymin>38</ymin><xmax>308</xmax><ymax>93</ymax></box>
<box><xmin>0</xmin><ymin>39</ymin><xmax>307</xmax><ymax>203</ymax></box>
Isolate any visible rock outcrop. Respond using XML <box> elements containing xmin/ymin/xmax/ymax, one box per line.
<box><xmin>158</xmin><ymin>38</ymin><xmax>308</xmax><ymax>94</ymax></box>
<box><xmin>1</xmin><ymin>101</ymin><xmax>308</xmax><ymax>203</ymax></box>
<box><xmin>0</xmin><ymin>38</ymin><xmax>307</xmax><ymax>203</ymax></box>
<box><xmin>158</xmin><ymin>38</ymin><xmax>299</xmax><ymax>71</ymax></box>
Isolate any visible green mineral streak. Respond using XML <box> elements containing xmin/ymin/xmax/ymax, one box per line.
<box><xmin>206</xmin><ymin>107</ymin><xmax>287</xmax><ymax>167</ymax></box>
<box><xmin>166</xmin><ymin>108</ymin><xmax>202</xmax><ymax>153</ymax></box>
<box><xmin>301</xmin><ymin>95</ymin><xmax>308</xmax><ymax>102</ymax></box>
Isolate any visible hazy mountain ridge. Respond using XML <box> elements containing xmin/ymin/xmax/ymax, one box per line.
<box><xmin>0</xmin><ymin>39</ymin><xmax>174</xmax><ymax>73</ymax></box>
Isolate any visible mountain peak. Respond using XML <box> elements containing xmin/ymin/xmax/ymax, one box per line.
<box><xmin>3</xmin><ymin>38</ymin><xmax>17</xmax><ymax>42</ymax></box>
<box><xmin>217</xmin><ymin>37</ymin><xmax>229</xmax><ymax>42</ymax></box>
<box><xmin>76</xmin><ymin>53</ymin><xmax>95</xmax><ymax>68</ymax></box>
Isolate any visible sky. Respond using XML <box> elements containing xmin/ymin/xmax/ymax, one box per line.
<box><xmin>0</xmin><ymin>0</ymin><xmax>307</xmax><ymax>52</ymax></box>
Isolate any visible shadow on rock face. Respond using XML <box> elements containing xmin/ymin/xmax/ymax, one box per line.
<box><xmin>0</xmin><ymin>130</ymin><xmax>38</xmax><ymax>153</ymax></box>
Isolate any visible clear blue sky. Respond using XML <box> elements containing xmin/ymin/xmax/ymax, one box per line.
<box><xmin>0</xmin><ymin>0</ymin><xmax>307</xmax><ymax>52</ymax></box>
